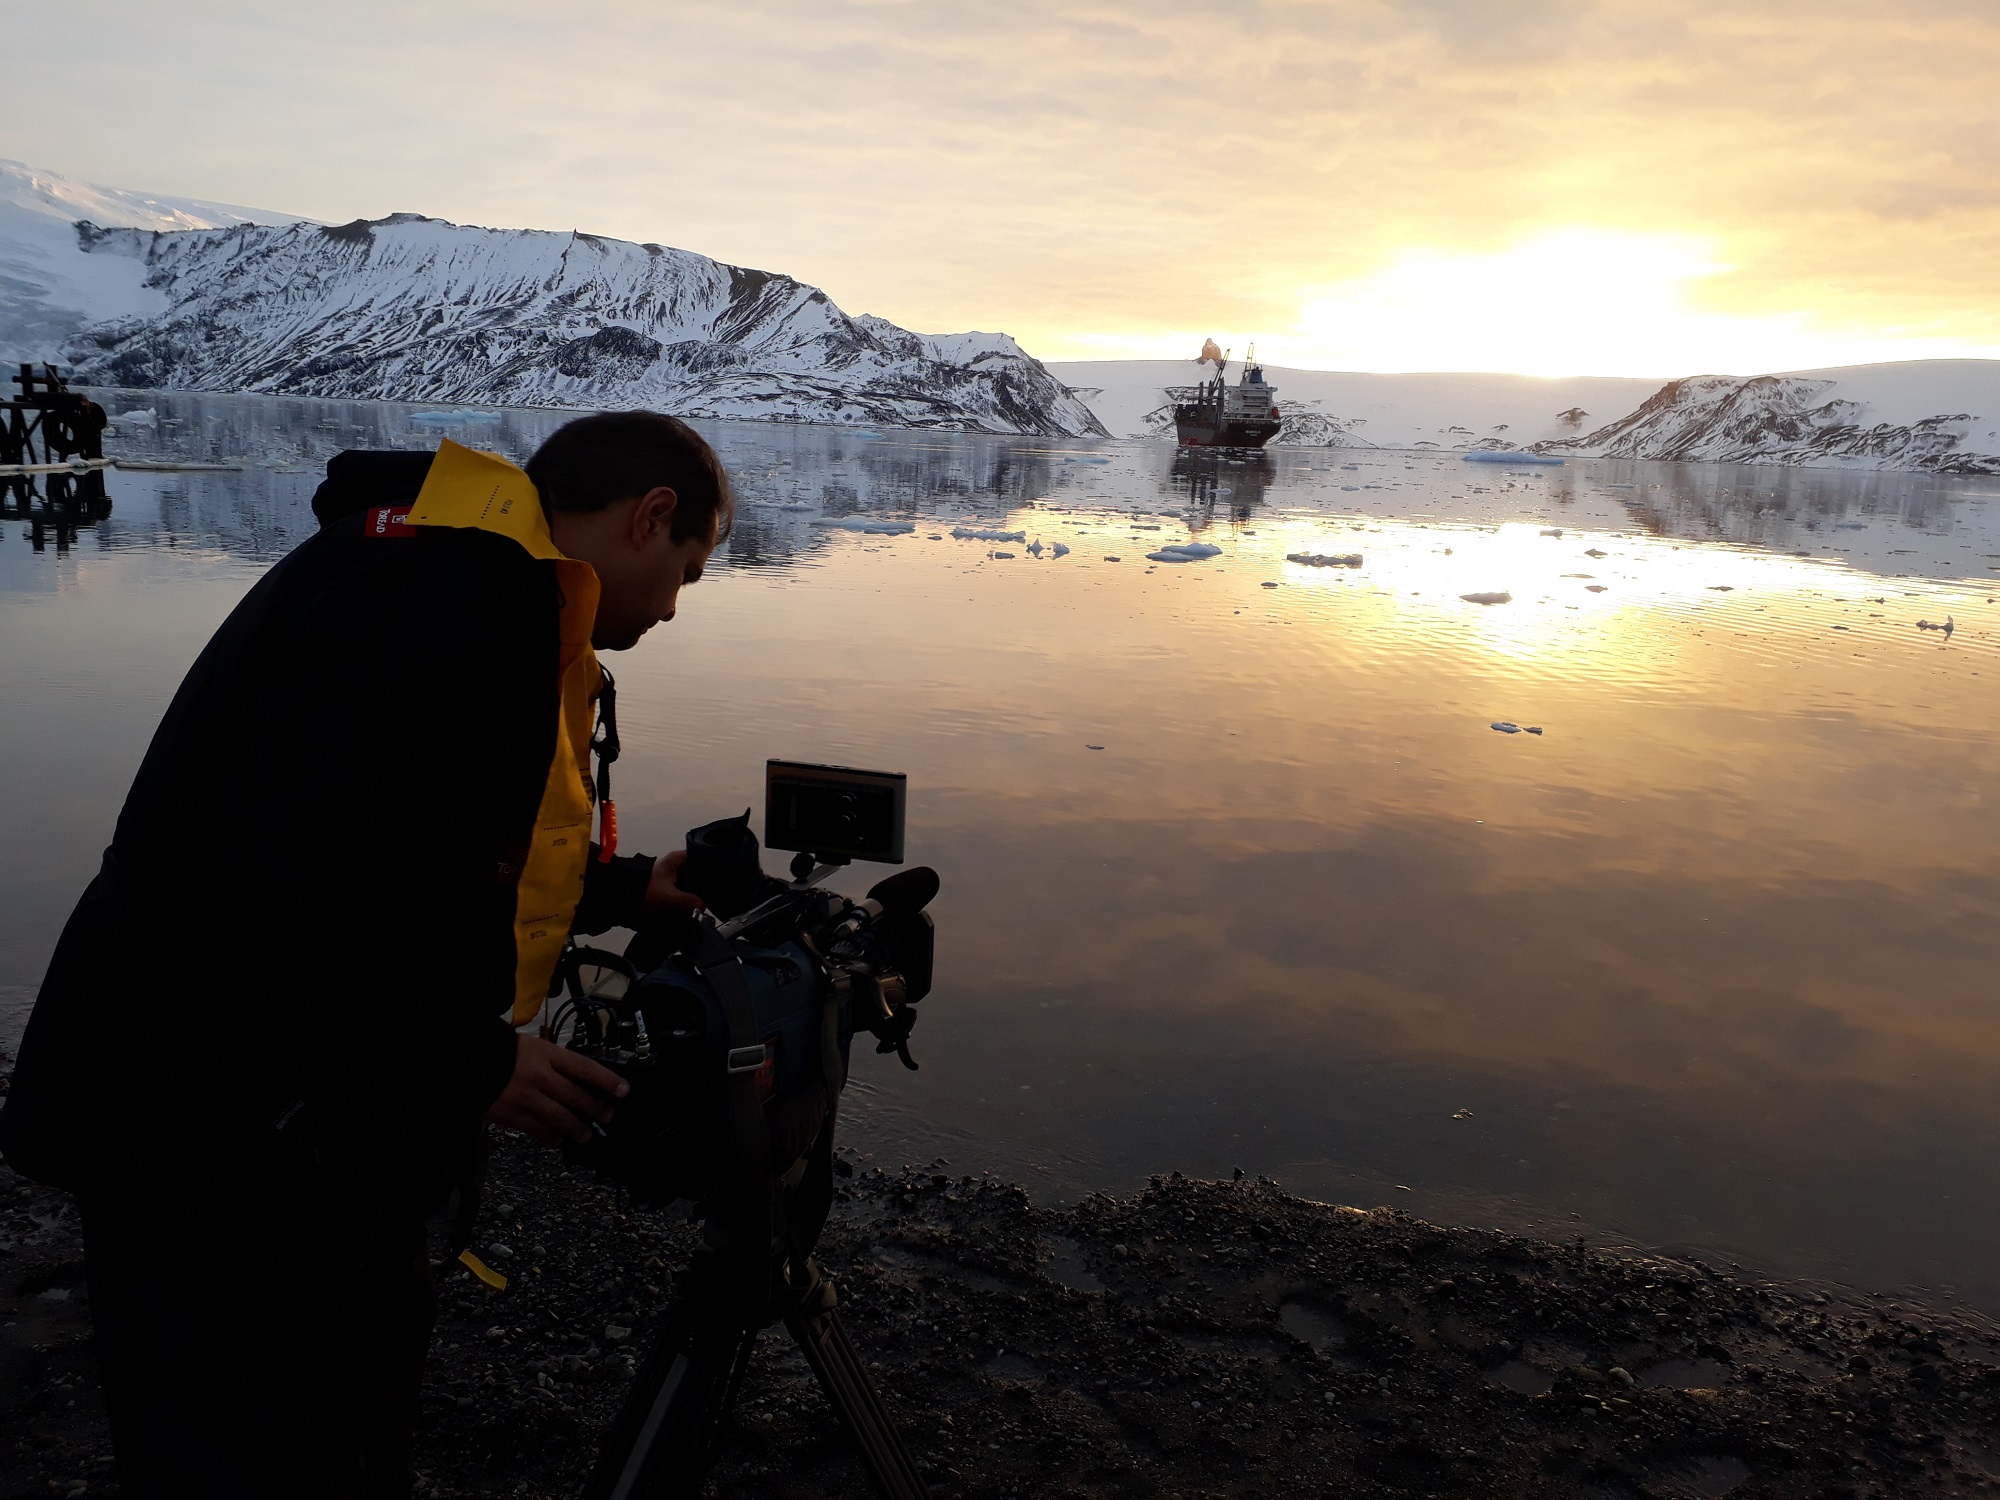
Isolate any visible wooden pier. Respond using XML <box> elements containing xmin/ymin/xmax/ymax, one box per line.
<box><xmin>1</xmin><ymin>365</ymin><xmax>113</xmax><ymax>551</ymax></box>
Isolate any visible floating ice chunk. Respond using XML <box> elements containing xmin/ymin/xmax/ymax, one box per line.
<box><xmin>408</xmin><ymin>408</ymin><xmax>495</xmax><ymax>427</ymax></box>
<box><xmin>1103</xmin><ymin>555</ymin><xmax>1122</xmax><ymax>562</ymax></box>
<box><xmin>746</xmin><ymin>499</ymin><xmax>815</xmax><ymax>511</ymax></box>
<box><xmin>1461</xmin><ymin>591</ymin><xmax>1513</xmax><ymax>605</ymax></box>
<box><xmin>1146</xmin><ymin>542</ymin><xmax>1222</xmax><ymax>563</ymax></box>
<box><xmin>1916</xmin><ymin>615</ymin><xmax>1955</xmax><ymax>635</ymax></box>
<box><xmin>1286</xmin><ymin>552</ymin><xmax>1363</xmax><ymax>568</ymax></box>
<box><xmin>1462</xmin><ymin>451</ymin><xmax>1562</xmax><ymax>465</ymax></box>
<box><xmin>992</xmin><ymin>551</ymin><xmax>1016</xmax><ymax>559</ymax></box>
<box><xmin>1491</xmin><ymin>722</ymin><xmax>1521</xmax><ymax>733</ymax></box>
<box><xmin>113</xmin><ymin>408</ymin><xmax>156</xmax><ymax>424</ymax></box>
<box><xmin>1063</xmin><ymin>456</ymin><xmax>1112</xmax><ymax>465</ymax></box>
<box><xmin>812</xmin><ymin>518</ymin><xmax>915</xmax><ymax>534</ymax></box>
<box><xmin>1524</xmin><ymin>726</ymin><xmax>1544</xmax><ymax>735</ymax></box>
<box><xmin>1539</xmin><ymin>529</ymin><xmax>1564</xmax><ymax>537</ymax></box>
<box><xmin>951</xmin><ymin>526</ymin><xmax>1027</xmax><ymax>542</ymax></box>
<box><xmin>1051</xmin><ymin>542</ymin><xmax>1070</xmax><ymax>557</ymax></box>
<box><xmin>1027</xmin><ymin>540</ymin><xmax>1044</xmax><ymax>557</ymax></box>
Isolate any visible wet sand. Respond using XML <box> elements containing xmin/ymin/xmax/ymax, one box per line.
<box><xmin>6</xmin><ymin>1124</ymin><xmax>2000</xmax><ymax>1499</ymax></box>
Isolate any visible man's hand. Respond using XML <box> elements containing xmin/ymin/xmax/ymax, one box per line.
<box><xmin>644</xmin><ymin>848</ymin><xmax>704</xmax><ymax>914</ymax></box>
<box><xmin>484</xmin><ymin>1034</ymin><xmax>629</xmax><ymax>1145</ymax></box>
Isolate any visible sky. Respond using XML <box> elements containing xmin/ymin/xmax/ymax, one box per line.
<box><xmin>7</xmin><ymin>0</ymin><xmax>2000</xmax><ymax>379</ymax></box>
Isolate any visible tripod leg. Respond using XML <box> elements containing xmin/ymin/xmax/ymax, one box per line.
<box><xmin>582</xmin><ymin>1296</ymin><xmax>758</xmax><ymax>1500</ymax></box>
<box><xmin>787</xmin><ymin>1289</ymin><xmax>932</xmax><ymax>1500</ymax></box>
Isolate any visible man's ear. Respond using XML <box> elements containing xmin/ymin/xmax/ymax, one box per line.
<box><xmin>629</xmin><ymin>486</ymin><xmax>681</xmax><ymax>546</ymax></box>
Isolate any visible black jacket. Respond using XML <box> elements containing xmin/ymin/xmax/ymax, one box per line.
<box><xmin>0</xmin><ymin>451</ymin><xmax>652</xmax><ymax>1203</ymax></box>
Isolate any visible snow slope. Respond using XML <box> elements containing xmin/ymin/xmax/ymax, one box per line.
<box><xmin>0</xmin><ymin>159</ymin><xmax>307</xmax><ymax>366</ymax></box>
<box><xmin>1053</xmin><ymin>358</ymin><xmax>2000</xmax><ymax>473</ymax></box>
<box><xmin>5</xmin><ymin>160</ymin><xmax>1100</xmax><ymax>437</ymax></box>
<box><xmin>1049</xmin><ymin>360</ymin><xmax>1657</xmax><ymax>451</ymax></box>
<box><xmin>1537</xmin><ymin>362</ymin><xmax>2000</xmax><ymax>474</ymax></box>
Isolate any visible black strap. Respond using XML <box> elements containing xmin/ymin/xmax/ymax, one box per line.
<box><xmin>592</xmin><ymin>666</ymin><xmax>619</xmax><ymax>809</ymax></box>
<box><xmin>691</xmin><ymin>922</ymin><xmax>776</xmax><ymax>1310</ymax></box>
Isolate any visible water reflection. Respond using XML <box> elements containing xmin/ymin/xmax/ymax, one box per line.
<box><xmin>0</xmin><ymin>470</ymin><xmax>112</xmax><ymax>554</ymax></box>
<box><xmin>1166</xmin><ymin>449</ymin><xmax>1273</xmax><ymax>520</ymax></box>
<box><xmin>5</xmin><ymin>390</ymin><xmax>1999</xmax><ymax>1312</ymax></box>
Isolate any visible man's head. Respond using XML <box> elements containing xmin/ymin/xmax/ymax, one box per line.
<box><xmin>526</xmin><ymin>412</ymin><xmax>735</xmax><ymax>651</ymax></box>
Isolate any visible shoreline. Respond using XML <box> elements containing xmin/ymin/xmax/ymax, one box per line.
<box><xmin>6</xmin><ymin>1129</ymin><xmax>1999</xmax><ymax>1498</ymax></box>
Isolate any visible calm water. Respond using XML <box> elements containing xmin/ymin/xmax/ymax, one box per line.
<box><xmin>5</xmin><ymin>391</ymin><xmax>1998</xmax><ymax>1307</ymax></box>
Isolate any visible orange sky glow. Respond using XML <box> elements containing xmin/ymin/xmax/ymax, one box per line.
<box><xmin>7</xmin><ymin>0</ymin><xmax>1999</xmax><ymax>378</ymax></box>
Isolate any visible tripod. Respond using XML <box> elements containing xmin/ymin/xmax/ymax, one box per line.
<box><xmin>581</xmin><ymin>1179</ymin><xmax>932</xmax><ymax>1500</ymax></box>
<box><xmin>568</xmin><ymin>839</ymin><xmax>941</xmax><ymax>1500</ymax></box>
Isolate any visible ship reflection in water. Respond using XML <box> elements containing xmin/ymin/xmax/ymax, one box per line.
<box><xmin>1168</xmin><ymin>447</ymin><xmax>1273</xmax><ymax>519</ymax></box>
<box><xmin>6</xmin><ymin>391</ymin><xmax>2000</xmax><ymax>1310</ymax></box>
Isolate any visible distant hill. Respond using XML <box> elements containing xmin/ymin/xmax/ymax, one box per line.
<box><xmin>1539</xmin><ymin>362</ymin><xmax>2000</xmax><ymax>475</ymax></box>
<box><xmin>1049</xmin><ymin>358</ymin><xmax>2000</xmax><ymax>474</ymax></box>
<box><xmin>0</xmin><ymin>160</ymin><xmax>1104</xmax><ymax>438</ymax></box>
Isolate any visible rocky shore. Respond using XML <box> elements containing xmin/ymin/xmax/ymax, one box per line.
<box><xmin>6</xmin><ymin>1125</ymin><xmax>2000</xmax><ymax>1499</ymax></box>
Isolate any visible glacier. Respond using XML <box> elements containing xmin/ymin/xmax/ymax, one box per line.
<box><xmin>2</xmin><ymin>160</ymin><xmax>1105</xmax><ymax>438</ymax></box>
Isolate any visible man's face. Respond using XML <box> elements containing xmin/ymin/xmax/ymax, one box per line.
<box><xmin>549</xmin><ymin>486</ymin><xmax>719</xmax><ymax>651</ymax></box>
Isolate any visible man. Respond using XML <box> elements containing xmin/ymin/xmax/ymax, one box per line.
<box><xmin>0</xmin><ymin>411</ymin><xmax>732</xmax><ymax>1498</ymax></box>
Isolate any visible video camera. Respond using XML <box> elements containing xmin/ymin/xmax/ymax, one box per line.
<box><xmin>554</xmin><ymin>761</ymin><xmax>943</xmax><ymax>1499</ymax></box>
<box><xmin>553</xmin><ymin>761</ymin><xmax>936</xmax><ymax>1207</ymax></box>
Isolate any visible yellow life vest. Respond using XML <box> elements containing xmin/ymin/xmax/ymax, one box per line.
<box><xmin>401</xmin><ymin>438</ymin><xmax>601</xmax><ymax>1024</ymax></box>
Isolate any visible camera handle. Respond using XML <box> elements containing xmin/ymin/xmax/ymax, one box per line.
<box><xmin>789</xmin><ymin>848</ymin><xmax>849</xmax><ymax>886</ymax></box>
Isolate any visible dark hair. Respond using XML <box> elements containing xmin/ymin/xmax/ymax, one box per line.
<box><xmin>525</xmin><ymin>411</ymin><xmax>734</xmax><ymax>543</ymax></box>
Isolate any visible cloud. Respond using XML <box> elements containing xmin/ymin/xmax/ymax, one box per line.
<box><xmin>2</xmin><ymin>0</ymin><xmax>1997</xmax><ymax>374</ymax></box>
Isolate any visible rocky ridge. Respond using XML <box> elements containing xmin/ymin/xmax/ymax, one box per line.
<box><xmin>1538</xmin><ymin>373</ymin><xmax>2000</xmax><ymax>475</ymax></box>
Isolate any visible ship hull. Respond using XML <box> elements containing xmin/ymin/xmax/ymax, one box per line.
<box><xmin>1173</xmin><ymin>410</ymin><xmax>1281</xmax><ymax>448</ymax></box>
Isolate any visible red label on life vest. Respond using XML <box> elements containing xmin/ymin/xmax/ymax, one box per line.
<box><xmin>365</xmin><ymin>506</ymin><xmax>416</xmax><ymax>538</ymax></box>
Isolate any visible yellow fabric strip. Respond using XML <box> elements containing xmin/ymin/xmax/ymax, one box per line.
<box><xmin>405</xmin><ymin>439</ymin><xmax>603</xmax><ymax>1026</ymax></box>
<box><xmin>458</xmin><ymin>1249</ymin><xmax>509</xmax><ymax>1291</ymax></box>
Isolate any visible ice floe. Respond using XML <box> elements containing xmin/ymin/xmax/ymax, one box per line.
<box><xmin>408</xmin><ymin>409</ymin><xmax>495</xmax><ymax>427</ymax></box>
<box><xmin>812</xmin><ymin>518</ymin><xmax>915</xmax><ymax>534</ymax></box>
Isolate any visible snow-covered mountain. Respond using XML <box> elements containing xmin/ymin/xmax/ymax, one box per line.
<box><xmin>2</xmin><ymin>160</ymin><xmax>1103</xmax><ymax>437</ymax></box>
<box><xmin>1536</xmin><ymin>362</ymin><xmax>2000</xmax><ymax>474</ymax></box>
<box><xmin>0</xmin><ymin>158</ymin><xmax>304</xmax><ymax>364</ymax></box>
<box><xmin>1053</xmin><ymin>357</ymin><xmax>2000</xmax><ymax>473</ymax></box>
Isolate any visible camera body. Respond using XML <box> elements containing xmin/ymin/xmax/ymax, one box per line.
<box><xmin>556</xmin><ymin>768</ymin><xmax>935</xmax><ymax>1207</ymax></box>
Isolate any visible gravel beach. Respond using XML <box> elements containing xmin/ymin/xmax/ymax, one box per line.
<box><xmin>6</xmin><ymin>1117</ymin><xmax>2000</xmax><ymax>1499</ymax></box>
